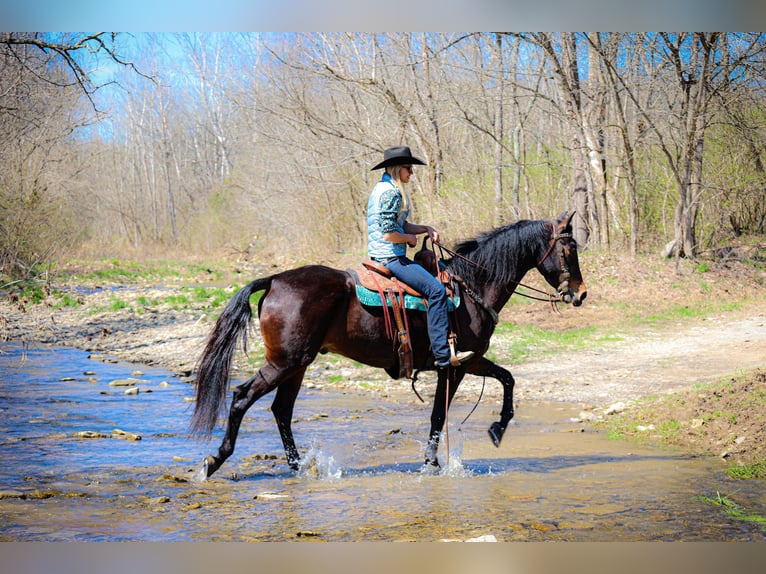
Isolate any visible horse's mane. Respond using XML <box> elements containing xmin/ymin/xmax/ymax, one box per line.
<box><xmin>446</xmin><ymin>219</ymin><xmax>549</xmax><ymax>287</ymax></box>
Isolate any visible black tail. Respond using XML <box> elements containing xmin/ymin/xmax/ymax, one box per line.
<box><xmin>190</xmin><ymin>277</ymin><xmax>272</xmax><ymax>436</ymax></box>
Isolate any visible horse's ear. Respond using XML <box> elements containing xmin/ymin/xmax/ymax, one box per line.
<box><xmin>559</xmin><ymin>210</ymin><xmax>576</xmax><ymax>228</ymax></box>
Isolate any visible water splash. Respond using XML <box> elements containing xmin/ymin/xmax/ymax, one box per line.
<box><xmin>297</xmin><ymin>445</ymin><xmax>343</xmax><ymax>480</ymax></box>
<box><xmin>438</xmin><ymin>429</ymin><xmax>474</xmax><ymax>478</ymax></box>
<box><xmin>190</xmin><ymin>457</ymin><xmax>209</xmax><ymax>483</ymax></box>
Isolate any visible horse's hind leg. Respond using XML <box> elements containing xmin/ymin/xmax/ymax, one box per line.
<box><xmin>271</xmin><ymin>369</ymin><xmax>307</xmax><ymax>471</ymax></box>
<box><xmin>204</xmin><ymin>364</ymin><xmax>281</xmax><ymax>477</ymax></box>
<box><xmin>424</xmin><ymin>368</ymin><xmax>464</xmax><ymax>467</ymax></box>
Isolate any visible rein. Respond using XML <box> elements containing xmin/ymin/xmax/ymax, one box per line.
<box><xmin>432</xmin><ymin>236</ymin><xmax>563</xmax><ymax>315</ymax></box>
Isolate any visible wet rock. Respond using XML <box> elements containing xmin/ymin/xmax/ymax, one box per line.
<box><xmin>75</xmin><ymin>430</ymin><xmax>110</xmax><ymax>439</ymax></box>
<box><xmin>254</xmin><ymin>492</ymin><xmax>288</xmax><ymax>500</ymax></box>
<box><xmin>124</xmin><ymin>387</ymin><xmax>139</xmax><ymax>395</ymax></box>
<box><xmin>604</xmin><ymin>402</ymin><xmax>627</xmax><ymax>415</ymax></box>
<box><xmin>0</xmin><ymin>490</ymin><xmax>26</xmax><ymax>499</ymax></box>
<box><xmin>131</xmin><ymin>370</ymin><xmax>144</xmax><ymax>377</ymax></box>
<box><xmin>575</xmin><ymin>410</ymin><xmax>599</xmax><ymax>422</ymax></box>
<box><xmin>83</xmin><ymin>371</ymin><xmax>96</xmax><ymax>376</ymax></box>
<box><xmin>111</xmin><ymin>429</ymin><xmax>141</xmax><ymax>441</ymax></box>
<box><xmin>158</xmin><ymin>473</ymin><xmax>188</xmax><ymax>483</ymax></box>
<box><xmin>108</xmin><ymin>378</ymin><xmax>144</xmax><ymax>387</ymax></box>
<box><xmin>150</xmin><ymin>496</ymin><xmax>171</xmax><ymax>504</ymax></box>
<box><xmin>28</xmin><ymin>489</ymin><xmax>61</xmax><ymax>499</ymax></box>
<box><xmin>528</xmin><ymin>522</ymin><xmax>557</xmax><ymax>532</ymax></box>
<box><xmin>466</xmin><ymin>534</ymin><xmax>497</xmax><ymax>542</ymax></box>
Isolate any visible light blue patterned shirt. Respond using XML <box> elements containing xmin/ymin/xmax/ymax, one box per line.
<box><xmin>367</xmin><ymin>173</ymin><xmax>409</xmax><ymax>259</ymax></box>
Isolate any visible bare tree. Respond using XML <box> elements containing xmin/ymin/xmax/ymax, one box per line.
<box><xmin>520</xmin><ymin>33</ymin><xmax>596</xmax><ymax>248</ymax></box>
<box><xmin>597</xmin><ymin>33</ymin><xmax>766</xmax><ymax>257</ymax></box>
<box><xmin>8</xmin><ymin>32</ymin><xmax>764</xmax><ymax>268</ymax></box>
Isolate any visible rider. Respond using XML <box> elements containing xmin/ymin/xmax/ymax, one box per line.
<box><xmin>367</xmin><ymin>145</ymin><xmax>474</xmax><ymax>369</ymax></box>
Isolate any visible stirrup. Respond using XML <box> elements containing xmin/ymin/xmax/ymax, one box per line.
<box><xmin>435</xmin><ymin>350</ymin><xmax>474</xmax><ymax>368</ymax></box>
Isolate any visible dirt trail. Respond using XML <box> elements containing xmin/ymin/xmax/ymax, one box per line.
<box><xmin>505</xmin><ymin>314</ymin><xmax>766</xmax><ymax>405</ymax></box>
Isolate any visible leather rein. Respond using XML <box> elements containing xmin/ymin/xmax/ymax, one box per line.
<box><xmin>431</xmin><ymin>221</ymin><xmax>570</xmax><ymax>318</ymax></box>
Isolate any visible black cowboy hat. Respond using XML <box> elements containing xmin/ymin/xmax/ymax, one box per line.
<box><xmin>371</xmin><ymin>146</ymin><xmax>427</xmax><ymax>170</ymax></box>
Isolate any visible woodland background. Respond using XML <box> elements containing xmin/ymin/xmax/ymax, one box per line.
<box><xmin>1</xmin><ymin>32</ymin><xmax>765</xmax><ymax>281</ymax></box>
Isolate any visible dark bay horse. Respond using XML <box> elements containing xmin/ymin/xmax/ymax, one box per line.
<box><xmin>191</xmin><ymin>212</ymin><xmax>587</xmax><ymax>477</ymax></box>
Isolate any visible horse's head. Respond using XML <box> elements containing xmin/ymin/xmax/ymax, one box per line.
<box><xmin>536</xmin><ymin>211</ymin><xmax>588</xmax><ymax>307</ymax></box>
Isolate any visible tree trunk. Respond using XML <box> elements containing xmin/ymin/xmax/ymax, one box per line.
<box><xmin>492</xmin><ymin>33</ymin><xmax>505</xmax><ymax>226</ymax></box>
<box><xmin>561</xmin><ymin>33</ymin><xmax>591</xmax><ymax>247</ymax></box>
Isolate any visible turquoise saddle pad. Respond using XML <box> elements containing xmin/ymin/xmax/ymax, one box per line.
<box><xmin>355</xmin><ymin>284</ymin><xmax>459</xmax><ymax>313</ymax></box>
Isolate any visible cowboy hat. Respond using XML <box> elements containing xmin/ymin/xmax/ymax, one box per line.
<box><xmin>370</xmin><ymin>146</ymin><xmax>427</xmax><ymax>170</ymax></box>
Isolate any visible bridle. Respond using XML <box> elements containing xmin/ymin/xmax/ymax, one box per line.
<box><xmin>425</xmin><ymin>220</ymin><xmax>575</xmax><ymax>320</ymax></box>
<box><xmin>536</xmin><ymin>222</ymin><xmax>574</xmax><ymax>301</ymax></box>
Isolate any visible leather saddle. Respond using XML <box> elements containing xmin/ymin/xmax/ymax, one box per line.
<box><xmin>357</xmin><ymin>260</ymin><xmax>422</xmax><ymax>297</ymax></box>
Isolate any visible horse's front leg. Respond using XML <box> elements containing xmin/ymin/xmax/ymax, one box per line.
<box><xmin>467</xmin><ymin>357</ymin><xmax>515</xmax><ymax>447</ymax></box>
<box><xmin>424</xmin><ymin>367</ymin><xmax>464</xmax><ymax>467</ymax></box>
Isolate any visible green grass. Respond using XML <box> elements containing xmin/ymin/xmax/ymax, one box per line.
<box><xmin>13</xmin><ymin>284</ymin><xmax>48</xmax><ymax>304</ymax></box>
<box><xmin>136</xmin><ymin>295</ymin><xmax>158</xmax><ymax>307</ymax></box>
<box><xmin>53</xmin><ymin>293</ymin><xmax>83</xmax><ymax>309</ymax></box>
<box><xmin>109</xmin><ymin>297</ymin><xmax>131</xmax><ymax>312</ymax></box>
<box><xmin>624</xmin><ymin>300</ymin><xmax>743</xmax><ymax>330</ymax></box>
<box><xmin>727</xmin><ymin>459</ymin><xmax>766</xmax><ymax>480</ymax></box>
<box><xmin>86</xmin><ymin>295</ymin><xmax>133</xmax><ymax>314</ymax></box>
<box><xmin>162</xmin><ymin>294</ymin><xmax>191</xmax><ymax>308</ymax></box>
<box><xmin>699</xmin><ymin>491</ymin><xmax>766</xmax><ymax>531</ymax></box>
<box><xmin>488</xmin><ymin>322</ymin><xmax>624</xmax><ymax>364</ymax></box>
<box><xmin>181</xmin><ymin>286</ymin><xmax>236</xmax><ymax>309</ymax></box>
<box><xmin>58</xmin><ymin>258</ymin><xmax>227</xmax><ymax>285</ymax></box>
<box><xmin>605</xmin><ymin>429</ymin><xmax>625</xmax><ymax>441</ymax></box>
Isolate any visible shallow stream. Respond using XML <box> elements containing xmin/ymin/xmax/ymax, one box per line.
<box><xmin>0</xmin><ymin>341</ymin><xmax>763</xmax><ymax>541</ymax></box>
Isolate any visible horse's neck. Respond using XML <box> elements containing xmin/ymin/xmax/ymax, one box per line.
<box><xmin>453</xmin><ymin>222</ymin><xmax>549</xmax><ymax>314</ymax></box>
<box><xmin>467</xmin><ymin>257</ymin><xmax>535</xmax><ymax>316</ymax></box>
<box><xmin>485</xmin><ymin>267</ymin><xmax>532</xmax><ymax>311</ymax></box>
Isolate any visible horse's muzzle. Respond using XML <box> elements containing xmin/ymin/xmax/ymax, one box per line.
<box><xmin>560</xmin><ymin>283</ymin><xmax>587</xmax><ymax>307</ymax></box>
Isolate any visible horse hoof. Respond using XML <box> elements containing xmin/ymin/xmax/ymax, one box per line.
<box><xmin>488</xmin><ymin>422</ymin><xmax>505</xmax><ymax>447</ymax></box>
<box><xmin>204</xmin><ymin>455</ymin><xmax>219</xmax><ymax>477</ymax></box>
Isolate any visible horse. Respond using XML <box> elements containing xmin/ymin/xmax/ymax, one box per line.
<box><xmin>190</xmin><ymin>211</ymin><xmax>587</xmax><ymax>477</ymax></box>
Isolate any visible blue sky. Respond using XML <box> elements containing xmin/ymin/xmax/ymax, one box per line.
<box><xmin>3</xmin><ymin>1</ymin><xmax>765</xmax><ymax>32</ymax></box>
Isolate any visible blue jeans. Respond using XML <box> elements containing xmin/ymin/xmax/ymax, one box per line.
<box><xmin>383</xmin><ymin>256</ymin><xmax>451</xmax><ymax>361</ymax></box>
